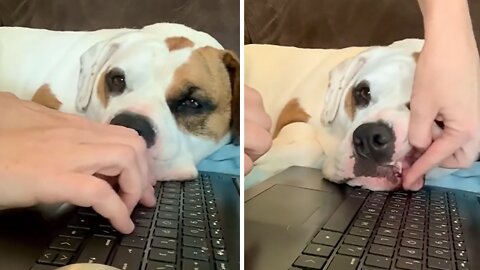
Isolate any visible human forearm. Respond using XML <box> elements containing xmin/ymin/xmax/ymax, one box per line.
<box><xmin>418</xmin><ymin>0</ymin><xmax>475</xmax><ymax>44</ymax></box>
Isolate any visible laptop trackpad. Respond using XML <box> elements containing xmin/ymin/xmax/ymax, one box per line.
<box><xmin>245</xmin><ymin>185</ymin><xmax>339</xmax><ymax>226</ymax></box>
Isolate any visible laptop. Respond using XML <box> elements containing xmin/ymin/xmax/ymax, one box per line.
<box><xmin>0</xmin><ymin>171</ymin><xmax>240</xmax><ymax>270</ymax></box>
<box><xmin>245</xmin><ymin>166</ymin><xmax>480</xmax><ymax>270</ymax></box>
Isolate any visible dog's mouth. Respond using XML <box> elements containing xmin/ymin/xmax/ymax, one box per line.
<box><xmin>352</xmin><ymin>149</ymin><xmax>421</xmax><ymax>185</ymax></box>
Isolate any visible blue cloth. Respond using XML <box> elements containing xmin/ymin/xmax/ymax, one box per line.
<box><xmin>426</xmin><ymin>162</ymin><xmax>480</xmax><ymax>193</ymax></box>
<box><xmin>197</xmin><ymin>144</ymin><xmax>240</xmax><ymax>176</ymax></box>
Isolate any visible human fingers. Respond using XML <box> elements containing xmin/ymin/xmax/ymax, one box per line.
<box><xmin>244</xmin><ymin>154</ymin><xmax>253</xmax><ymax>175</ymax></box>
<box><xmin>244</xmin><ymin>120</ymin><xmax>272</xmax><ymax>162</ymax></box>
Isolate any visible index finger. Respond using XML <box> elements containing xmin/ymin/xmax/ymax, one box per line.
<box><xmin>403</xmin><ymin>132</ymin><xmax>465</xmax><ymax>190</ymax></box>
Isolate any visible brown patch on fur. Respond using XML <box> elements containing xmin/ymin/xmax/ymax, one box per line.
<box><xmin>31</xmin><ymin>84</ymin><xmax>62</xmax><ymax>110</ymax></box>
<box><xmin>412</xmin><ymin>52</ymin><xmax>420</xmax><ymax>63</ymax></box>
<box><xmin>97</xmin><ymin>71</ymin><xmax>109</xmax><ymax>107</ymax></box>
<box><xmin>273</xmin><ymin>98</ymin><xmax>310</xmax><ymax>138</ymax></box>
<box><xmin>166</xmin><ymin>46</ymin><xmax>239</xmax><ymax>142</ymax></box>
<box><xmin>165</xmin><ymin>37</ymin><xmax>194</xmax><ymax>51</ymax></box>
<box><xmin>344</xmin><ymin>88</ymin><xmax>356</xmax><ymax>120</ymax></box>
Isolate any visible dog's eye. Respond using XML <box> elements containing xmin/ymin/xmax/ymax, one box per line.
<box><xmin>106</xmin><ymin>68</ymin><xmax>126</xmax><ymax>95</ymax></box>
<box><xmin>353</xmin><ymin>81</ymin><xmax>371</xmax><ymax>107</ymax></box>
<box><xmin>180</xmin><ymin>98</ymin><xmax>202</xmax><ymax>109</ymax></box>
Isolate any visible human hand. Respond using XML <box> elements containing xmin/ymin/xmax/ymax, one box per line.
<box><xmin>404</xmin><ymin>19</ymin><xmax>480</xmax><ymax>190</ymax></box>
<box><xmin>0</xmin><ymin>93</ymin><xmax>155</xmax><ymax>233</ymax></box>
<box><xmin>244</xmin><ymin>86</ymin><xmax>272</xmax><ymax>175</ymax></box>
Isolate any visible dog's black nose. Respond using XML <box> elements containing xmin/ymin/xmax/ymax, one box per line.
<box><xmin>110</xmin><ymin>112</ymin><xmax>156</xmax><ymax>148</ymax></box>
<box><xmin>352</xmin><ymin>122</ymin><xmax>395</xmax><ymax>163</ymax></box>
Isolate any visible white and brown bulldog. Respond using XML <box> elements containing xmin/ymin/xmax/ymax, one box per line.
<box><xmin>0</xmin><ymin>23</ymin><xmax>239</xmax><ymax>181</ymax></box>
<box><xmin>246</xmin><ymin>39</ymin><xmax>455</xmax><ymax>191</ymax></box>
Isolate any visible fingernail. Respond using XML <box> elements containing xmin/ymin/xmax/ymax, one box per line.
<box><xmin>127</xmin><ymin>219</ymin><xmax>135</xmax><ymax>233</ymax></box>
<box><xmin>410</xmin><ymin>180</ymin><xmax>424</xmax><ymax>191</ymax></box>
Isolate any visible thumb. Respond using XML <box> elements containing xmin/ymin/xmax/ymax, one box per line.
<box><xmin>408</xmin><ymin>98</ymin><xmax>438</xmax><ymax>151</ymax></box>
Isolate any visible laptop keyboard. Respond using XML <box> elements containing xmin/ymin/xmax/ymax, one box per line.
<box><xmin>291</xmin><ymin>189</ymin><xmax>469</xmax><ymax>270</ymax></box>
<box><xmin>31</xmin><ymin>173</ymin><xmax>230</xmax><ymax>270</ymax></box>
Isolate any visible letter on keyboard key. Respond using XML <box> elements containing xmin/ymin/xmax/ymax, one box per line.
<box><xmin>293</xmin><ymin>255</ymin><xmax>326</xmax><ymax>269</ymax></box>
<box><xmin>76</xmin><ymin>236</ymin><xmax>115</xmax><ymax>264</ymax></box>
<box><xmin>326</xmin><ymin>255</ymin><xmax>359</xmax><ymax>270</ymax></box>
<box><xmin>396</xmin><ymin>257</ymin><xmax>422</xmax><ymax>270</ymax></box>
<box><xmin>183</xmin><ymin>247</ymin><xmax>209</xmax><ymax>261</ymax></box>
<box><xmin>111</xmin><ymin>246</ymin><xmax>143</xmax><ymax>270</ymax></box>
<box><xmin>182</xmin><ymin>259</ymin><xmax>210</xmax><ymax>270</ymax></box>
<box><xmin>149</xmin><ymin>248</ymin><xmax>177</xmax><ymax>263</ymax></box>
<box><xmin>146</xmin><ymin>262</ymin><xmax>175</xmax><ymax>270</ymax></box>
<box><xmin>322</xmin><ymin>196</ymin><xmax>364</xmax><ymax>233</ymax></box>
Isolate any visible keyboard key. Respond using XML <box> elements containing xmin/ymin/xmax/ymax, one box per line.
<box><xmin>216</xmin><ymin>261</ymin><xmax>229</xmax><ymax>270</ymax></box>
<box><xmin>68</xmin><ymin>215</ymin><xmax>96</xmax><ymax>229</ymax></box>
<box><xmin>160</xmin><ymin>205</ymin><xmax>179</xmax><ymax>213</ymax></box>
<box><xmin>303</xmin><ymin>244</ymin><xmax>333</xmax><ymax>257</ymax></box>
<box><xmin>404</xmin><ymin>222</ymin><xmax>423</xmax><ymax>231</ymax></box>
<box><xmin>374</xmin><ymin>235</ymin><xmax>396</xmax><ymax>247</ymax></box>
<box><xmin>326</xmin><ymin>255</ymin><xmax>359</xmax><ymax>270</ymax></box>
<box><xmin>354</xmin><ymin>219</ymin><xmax>375</xmax><ymax>229</ymax></box>
<box><xmin>429</xmin><ymin>230</ymin><xmax>448</xmax><ymax>240</ymax></box>
<box><xmin>369</xmin><ymin>244</ymin><xmax>394</xmax><ymax>257</ymax></box>
<box><xmin>209</xmin><ymin>220</ymin><xmax>221</xmax><ymax>229</ymax></box>
<box><xmin>111</xmin><ymin>246</ymin><xmax>143</xmax><ymax>270</ymax></box>
<box><xmin>134</xmin><ymin>218</ymin><xmax>152</xmax><ymax>228</ymax></box>
<box><xmin>184</xmin><ymin>211</ymin><xmax>203</xmax><ymax>219</ymax></box>
<box><xmin>377</xmin><ymin>228</ymin><xmax>398</xmax><ymax>238</ymax></box>
<box><xmin>156</xmin><ymin>219</ymin><xmax>178</xmax><ymax>229</ymax></box>
<box><xmin>184</xmin><ymin>204</ymin><xmax>202</xmax><ymax>211</ymax></box>
<box><xmin>76</xmin><ymin>236</ymin><xmax>115</xmax><ymax>264</ymax></box>
<box><xmin>161</xmin><ymin>198</ymin><xmax>180</xmax><ymax>205</ymax></box>
<box><xmin>344</xmin><ymin>235</ymin><xmax>368</xmax><ymax>247</ymax></box>
<box><xmin>337</xmin><ymin>244</ymin><xmax>364</xmax><ymax>257</ymax></box>
<box><xmin>312</xmin><ymin>230</ymin><xmax>342</xmax><ymax>246</ymax></box>
<box><xmin>428</xmin><ymin>247</ymin><xmax>450</xmax><ymax>259</ymax></box>
<box><xmin>146</xmin><ymin>262</ymin><xmax>176</xmax><ymax>270</ymax></box>
<box><xmin>457</xmin><ymin>261</ymin><xmax>469</xmax><ymax>270</ymax></box>
<box><xmin>149</xmin><ymin>248</ymin><xmax>176</xmax><ymax>263</ymax></box>
<box><xmin>211</xmin><ymin>229</ymin><xmax>223</xmax><ymax>238</ymax></box>
<box><xmin>184</xmin><ymin>236</ymin><xmax>207</xmax><ymax>249</ymax></box>
<box><xmin>399</xmin><ymin>247</ymin><xmax>422</xmax><ymax>260</ymax></box>
<box><xmin>380</xmin><ymin>220</ymin><xmax>400</xmax><ymax>230</ymax></box>
<box><xmin>358</xmin><ymin>213</ymin><xmax>378</xmax><ymax>221</ymax></box>
<box><xmin>184</xmin><ymin>227</ymin><xmax>206</xmax><ymax>238</ymax></box>
<box><xmin>158</xmin><ymin>211</ymin><xmax>179</xmax><ymax>221</ymax></box>
<box><xmin>396</xmin><ymin>257</ymin><xmax>422</xmax><ymax>270</ymax></box>
<box><xmin>182</xmin><ymin>259</ymin><xmax>210</xmax><ymax>270</ymax></box>
<box><xmin>365</xmin><ymin>255</ymin><xmax>391</xmax><ymax>269</ymax></box>
<box><xmin>154</xmin><ymin>228</ymin><xmax>178</xmax><ymax>239</ymax></box>
<box><xmin>184</xmin><ymin>219</ymin><xmax>205</xmax><ymax>229</ymax></box>
<box><xmin>455</xmin><ymin>241</ymin><xmax>466</xmax><ymax>251</ymax></box>
<box><xmin>349</xmin><ymin>227</ymin><xmax>372</xmax><ymax>238</ymax></box>
<box><xmin>52</xmin><ymin>252</ymin><xmax>72</xmax><ymax>266</ymax></box>
<box><xmin>455</xmin><ymin>250</ymin><xmax>468</xmax><ymax>260</ymax></box>
<box><xmin>427</xmin><ymin>257</ymin><xmax>451</xmax><ymax>270</ymax></box>
<box><xmin>37</xmin><ymin>249</ymin><xmax>57</xmax><ymax>264</ymax></box>
<box><xmin>59</xmin><ymin>227</ymin><xmax>88</xmax><ymax>239</ymax></box>
<box><xmin>293</xmin><ymin>255</ymin><xmax>326</xmax><ymax>269</ymax></box>
<box><xmin>133</xmin><ymin>210</ymin><xmax>154</xmax><ymax>219</ymax></box>
<box><xmin>401</xmin><ymin>238</ymin><xmax>423</xmax><ymax>249</ymax></box>
<box><xmin>214</xmin><ymin>249</ymin><xmax>228</xmax><ymax>261</ymax></box>
<box><xmin>212</xmin><ymin>238</ymin><xmax>225</xmax><ymax>249</ymax></box>
<box><xmin>429</xmin><ymin>239</ymin><xmax>450</xmax><ymax>249</ymax></box>
<box><xmin>50</xmin><ymin>237</ymin><xmax>82</xmax><ymax>252</ymax></box>
<box><xmin>183</xmin><ymin>247</ymin><xmax>209</xmax><ymax>261</ymax></box>
<box><xmin>151</xmin><ymin>237</ymin><xmax>177</xmax><ymax>250</ymax></box>
<box><xmin>403</xmin><ymin>230</ymin><xmax>423</xmax><ymax>240</ymax></box>
<box><xmin>132</xmin><ymin>227</ymin><xmax>150</xmax><ymax>237</ymax></box>
<box><xmin>121</xmin><ymin>236</ymin><xmax>147</xmax><ymax>249</ymax></box>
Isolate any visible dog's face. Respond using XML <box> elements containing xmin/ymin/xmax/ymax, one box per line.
<box><xmin>76</xmin><ymin>28</ymin><xmax>239</xmax><ymax>181</ymax></box>
<box><xmin>321</xmin><ymin>46</ymin><xmax>421</xmax><ymax>190</ymax></box>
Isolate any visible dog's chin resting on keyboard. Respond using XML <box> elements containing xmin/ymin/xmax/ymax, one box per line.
<box><xmin>245</xmin><ymin>39</ymin><xmax>463</xmax><ymax>191</ymax></box>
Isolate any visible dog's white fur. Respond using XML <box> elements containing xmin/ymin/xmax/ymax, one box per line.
<box><xmin>246</xmin><ymin>39</ymin><xmax>457</xmax><ymax>191</ymax></box>
<box><xmin>0</xmin><ymin>23</ymin><xmax>239</xmax><ymax>181</ymax></box>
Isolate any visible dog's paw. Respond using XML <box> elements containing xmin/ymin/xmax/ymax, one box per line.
<box><xmin>154</xmin><ymin>163</ymin><xmax>198</xmax><ymax>181</ymax></box>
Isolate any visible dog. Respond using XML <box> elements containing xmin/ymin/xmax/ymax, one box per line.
<box><xmin>246</xmin><ymin>39</ymin><xmax>455</xmax><ymax>191</ymax></box>
<box><xmin>0</xmin><ymin>23</ymin><xmax>240</xmax><ymax>181</ymax></box>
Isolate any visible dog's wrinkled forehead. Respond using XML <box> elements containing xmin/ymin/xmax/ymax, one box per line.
<box><xmin>321</xmin><ymin>46</ymin><xmax>417</xmax><ymax>128</ymax></box>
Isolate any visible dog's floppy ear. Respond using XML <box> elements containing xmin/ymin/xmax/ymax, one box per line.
<box><xmin>221</xmin><ymin>50</ymin><xmax>240</xmax><ymax>144</ymax></box>
<box><xmin>321</xmin><ymin>55</ymin><xmax>366</xmax><ymax>125</ymax></box>
<box><xmin>76</xmin><ymin>35</ymin><xmax>126</xmax><ymax>112</ymax></box>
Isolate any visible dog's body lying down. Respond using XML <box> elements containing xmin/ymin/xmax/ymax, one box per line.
<box><xmin>246</xmin><ymin>39</ymin><xmax>458</xmax><ymax>191</ymax></box>
<box><xmin>0</xmin><ymin>23</ymin><xmax>239</xmax><ymax>181</ymax></box>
